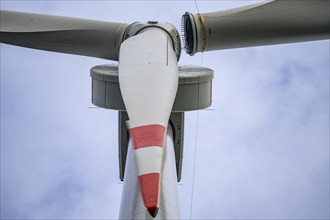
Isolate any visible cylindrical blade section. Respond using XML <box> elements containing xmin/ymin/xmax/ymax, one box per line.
<box><xmin>0</xmin><ymin>10</ymin><xmax>129</xmax><ymax>60</ymax></box>
<box><xmin>182</xmin><ymin>0</ymin><xmax>330</xmax><ymax>55</ymax></box>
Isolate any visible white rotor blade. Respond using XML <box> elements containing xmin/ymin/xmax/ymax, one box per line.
<box><xmin>118</xmin><ymin>28</ymin><xmax>178</xmax><ymax>217</ymax></box>
<box><xmin>0</xmin><ymin>10</ymin><xmax>129</xmax><ymax>60</ymax></box>
<box><xmin>182</xmin><ymin>0</ymin><xmax>330</xmax><ymax>55</ymax></box>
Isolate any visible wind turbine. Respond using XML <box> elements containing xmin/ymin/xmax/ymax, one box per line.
<box><xmin>1</xmin><ymin>1</ymin><xmax>329</xmax><ymax>219</ymax></box>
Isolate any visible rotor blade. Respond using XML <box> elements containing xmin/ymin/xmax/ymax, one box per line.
<box><xmin>118</xmin><ymin>28</ymin><xmax>178</xmax><ymax>217</ymax></box>
<box><xmin>0</xmin><ymin>10</ymin><xmax>129</xmax><ymax>60</ymax></box>
<box><xmin>182</xmin><ymin>0</ymin><xmax>330</xmax><ymax>55</ymax></box>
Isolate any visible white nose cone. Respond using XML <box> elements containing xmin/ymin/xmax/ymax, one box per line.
<box><xmin>118</xmin><ymin>28</ymin><xmax>178</xmax><ymax>217</ymax></box>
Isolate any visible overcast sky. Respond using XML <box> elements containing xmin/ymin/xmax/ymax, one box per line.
<box><xmin>1</xmin><ymin>1</ymin><xmax>329</xmax><ymax>220</ymax></box>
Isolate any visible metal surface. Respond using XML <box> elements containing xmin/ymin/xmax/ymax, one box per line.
<box><xmin>168</xmin><ymin>112</ymin><xmax>184</xmax><ymax>182</ymax></box>
<box><xmin>119</xmin><ymin>111</ymin><xmax>130</xmax><ymax>181</ymax></box>
<box><xmin>91</xmin><ymin>65</ymin><xmax>214</xmax><ymax>111</ymax></box>
<box><xmin>182</xmin><ymin>0</ymin><xmax>330</xmax><ymax>55</ymax></box>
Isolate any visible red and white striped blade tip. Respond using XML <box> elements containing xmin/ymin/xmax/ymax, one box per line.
<box><xmin>148</xmin><ymin>206</ymin><xmax>159</xmax><ymax>218</ymax></box>
<box><xmin>139</xmin><ymin>173</ymin><xmax>160</xmax><ymax>217</ymax></box>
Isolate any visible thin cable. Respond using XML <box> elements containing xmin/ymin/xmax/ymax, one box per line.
<box><xmin>189</xmin><ymin>21</ymin><xmax>204</xmax><ymax>218</ymax></box>
<box><xmin>194</xmin><ymin>0</ymin><xmax>200</xmax><ymax>14</ymax></box>
<box><xmin>189</xmin><ymin>110</ymin><xmax>200</xmax><ymax>220</ymax></box>
<box><xmin>200</xmin><ymin>52</ymin><xmax>204</xmax><ymax>67</ymax></box>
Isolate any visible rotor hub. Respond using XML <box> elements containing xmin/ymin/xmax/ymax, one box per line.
<box><xmin>122</xmin><ymin>22</ymin><xmax>182</xmax><ymax>61</ymax></box>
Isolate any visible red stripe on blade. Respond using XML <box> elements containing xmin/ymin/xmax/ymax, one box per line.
<box><xmin>139</xmin><ymin>173</ymin><xmax>160</xmax><ymax>217</ymax></box>
<box><xmin>130</xmin><ymin>124</ymin><xmax>165</xmax><ymax>149</ymax></box>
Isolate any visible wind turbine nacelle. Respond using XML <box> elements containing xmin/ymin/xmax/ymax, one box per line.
<box><xmin>90</xmin><ymin>64</ymin><xmax>213</xmax><ymax>112</ymax></box>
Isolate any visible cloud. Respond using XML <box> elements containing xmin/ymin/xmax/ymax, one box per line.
<box><xmin>1</xmin><ymin>1</ymin><xmax>329</xmax><ymax>220</ymax></box>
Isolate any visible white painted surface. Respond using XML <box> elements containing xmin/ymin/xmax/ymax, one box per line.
<box><xmin>135</xmin><ymin>146</ymin><xmax>163</xmax><ymax>176</ymax></box>
<box><xmin>119</xmin><ymin>126</ymin><xmax>180</xmax><ymax>219</ymax></box>
<box><xmin>118</xmin><ymin>28</ymin><xmax>178</xmax><ymax>128</ymax></box>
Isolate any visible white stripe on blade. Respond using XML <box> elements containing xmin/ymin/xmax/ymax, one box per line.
<box><xmin>134</xmin><ymin>146</ymin><xmax>163</xmax><ymax>176</ymax></box>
